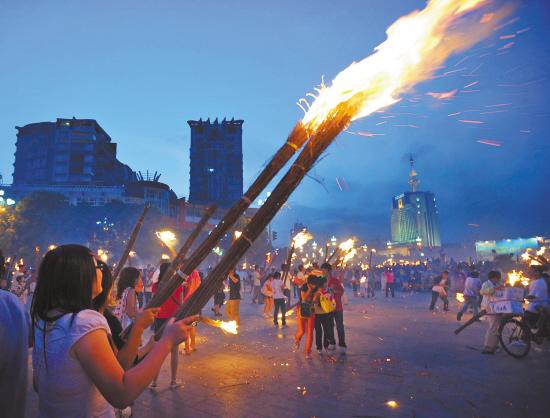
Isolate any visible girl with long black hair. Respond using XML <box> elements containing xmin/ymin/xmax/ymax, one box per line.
<box><xmin>31</xmin><ymin>245</ymin><xmax>197</xmax><ymax>417</ymax></box>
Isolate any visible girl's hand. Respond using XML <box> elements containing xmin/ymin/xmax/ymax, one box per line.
<box><xmin>161</xmin><ymin>315</ymin><xmax>200</xmax><ymax>347</ymax></box>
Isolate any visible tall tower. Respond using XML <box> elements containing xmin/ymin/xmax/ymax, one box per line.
<box><xmin>390</xmin><ymin>155</ymin><xmax>441</xmax><ymax>248</ymax></box>
<box><xmin>188</xmin><ymin>118</ymin><xmax>243</xmax><ymax>208</ymax></box>
<box><xmin>408</xmin><ymin>154</ymin><xmax>419</xmax><ymax>192</ymax></box>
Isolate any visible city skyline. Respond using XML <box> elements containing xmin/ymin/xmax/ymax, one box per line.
<box><xmin>1</xmin><ymin>0</ymin><xmax>549</xmax><ymax>244</ymax></box>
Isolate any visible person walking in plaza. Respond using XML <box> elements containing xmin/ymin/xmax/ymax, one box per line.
<box><xmin>293</xmin><ymin>264</ymin><xmax>306</xmax><ymax>298</ymax></box>
<box><xmin>272</xmin><ymin>271</ymin><xmax>287</xmax><ymax>327</ymax></box>
<box><xmin>457</xmin><ymin>270</ymin><xmax>481</xmax><ymax>321</ymax></box>
<box><xmin>429</xmin><ymin>270</ymin><xmax>450</xmax><ymax>311</ymax></box>
<box><xmin>480</xmin><ymin>270</ymin><xmax>503</xmax><ymax>354</ymax></box>
<box><xmin>367</xmin><ymin>268</ymin><xmax>376</xmax><ymax>298</ymax></box>
<box><xmin>262</xmin><ymin>273</ymin><xmax>274</xmax><ymax>317</ymax></box>
<box><xmin>226</xmin><ymin>270</ymin><xmax>241</xmax><ymax>326</ymax></box>
<box><xmin>113</xmin><ymin>267</ymin><xmax>140</xmax><ymax>328</ymax></box>
<box><xmin>385</xmin><ymin>268</ymin><xmax>395</xmax><ymax>298</ymax></box>
<box><xmin>251</xmin><ymin>264</ymin><xmax>262</xmax><ymax>303</ymax></box>
<box><xmin>294</xmin><ymin>273</ymin><xmax>322</xmax><ymax>359</ymax></box>
<box><xmin>314</xmin><ymin>277</ymin><xmax>336</xmax><ymax>354</ymax></box>
<box><xmin>151</xmin><ymin>262</ymin><xmax>187</xmax><ymax>390</ymax></box>
<box><xmin>31</xmin><ymin>245</ymin><xmax>196</xmax><ymax>417</ymax></box>
<box><xmin>282</xmin><ymin>265</ymin><xmax>293</xmax><ymax>309</ymax></box>
<box><xmin>325</xmin><ymin>263</ymin><xmax>347</xmax><ymax>353</ymax></box>
<box><xmin>381</xmin><ymin>267</ymin><xmax>387</xmax><ymax>295</ymax></box>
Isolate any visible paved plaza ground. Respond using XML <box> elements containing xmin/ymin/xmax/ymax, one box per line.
<box><xmin>26</xmin><ymin>291</ymin><xmax>549</xmax><ymax>418</ymax></box>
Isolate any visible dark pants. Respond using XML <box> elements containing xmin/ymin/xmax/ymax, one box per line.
<box><xmin>429</xmin><ymin>291</ymin><xmax>449</xmax><ymax>310</ymax></box>
<box><xmin>386</xmin><ymin>283</ymin><xmax>395</xmax><ymax>297</ymax></box>
<box><xmin>315</xmin><ymin>313</ymin><xmax>335</xmax><ymax>350</ymax></box>
<box><xmin>333</xmin><ymin>310</ymin><xmax>346</xmax><ymax>347</ymax></box>
<box><xmin>273</xmin><ymin>298</ymin><xmax>286</xmax><ymax>325</ymax></box>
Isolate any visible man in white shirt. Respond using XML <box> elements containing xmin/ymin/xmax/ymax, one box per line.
<box><xmin>457</xmin><ymin>271</ymin><xmax>482</xmax><ymax>321</ymax></box>
<box><xmin>251</xmin><ymin>265</ymin><xmax>262</xmax><ymax>304</ymax></box>
<box><xmin>480</xmin><ymin>271</ymin><xmax>502</xmax><ymax>354</ymax></box>
<box><xmin>525</xmin><ymin>271</ymin><xmax>549</xmax><ymax>330</ymax></box>
<box><xmin>272</xmin><ymin>272</ymin><xmax>287</xmax><ymax>328</ymax></box>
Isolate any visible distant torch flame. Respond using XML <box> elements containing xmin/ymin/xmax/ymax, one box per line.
<box><xmin>298</xmin><ymin>0</ymin><xmax>512</xmax><ymax>132</ymax></box>
<box><xmin>156</xmin><ymin>230</ymin><xmax>176</xmax><ymax>245</ymax></box>
<box><xmin>339</xmin><ymin>239</ymin><xmax>355</xmax><ymax>252</ymax></box>
<box><xmin>293</xmin><ymin>230</ymin><xmax>313</xmax><ymax>249</ymax></box>
<box><xmin>507</xmin><ymin>270</ymin><xmax>530</xmax><ymax>287</ymax></box>
<box><xmin>456</xmin><ymin>292</ymin><xmax>465</xmax><ymax>303</ymax></box>
<box><xmin>342</xmin><ymin>248</ymin><xmax>357</xmax><ymax>264</ymax></box>
<box><xmin>234</xmin><ymin>230</ymin><xmax>243</xmax><ymax>240</ymax></box>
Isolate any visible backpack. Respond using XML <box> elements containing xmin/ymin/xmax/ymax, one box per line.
<box><xmin>319</xmin><ymin>291</ymin><xmax>336</xmax><ymax>313</ymax></box>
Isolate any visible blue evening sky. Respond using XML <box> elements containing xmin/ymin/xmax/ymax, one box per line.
<box><xmin>1</xmin><ymin>0</ymin><xmax>549</xmax><ymax>245</ymax></box>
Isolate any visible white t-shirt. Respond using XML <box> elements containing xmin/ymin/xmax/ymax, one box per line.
<box><xmin>527</xmin><ymin>278</ymin><xmax>549</xmax><ymax>313</ymax></box>
<box><xmin>253</xmin><ymin>271</ymin><xmax>261</xmax><ymax>286</ymax></box>
<box><xmin>271</xmin><ymin>278</ymin><xmax>285</xmax><ymax>299</ymax></box>
<box><xmin>33</xmin><ymin>309</ymin><xmax>115</xmax><ymax>418</ymax></box>
<box><xmin>0</xmin><ymin>290</ymin><xmax>30</xmax><ymax>418</ymax></box>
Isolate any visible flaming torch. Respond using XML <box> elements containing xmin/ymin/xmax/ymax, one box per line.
<box><xmin>506</xmin><ymin>270</ymin><xmax>530</xmax><ymax>287</ymax></box>
<box><xmin>281</xmin><ymin>230</ymin><xmax>313</xmax><ymax>296</ymax></box>
<box><xmin>156</xmin><ymin>230</ymin><xmax>177</xmax><ymax>258</ymax></box>
<box><xmin>199</xmin><ymin>317</ymin><xmax>239</xmax><ymax>335</ymax></box>
<box><xmin>170</xmin><ymin>0</ymin><xmax>514</xmax><ymax>323</ymax></box>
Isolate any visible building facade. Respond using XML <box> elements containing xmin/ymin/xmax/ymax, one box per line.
<box><xmin>390</xmin><ymin>156</ymin><xmax>441</xmax><ymax>248</ymax></box>
<box><xmin>13</xmin><ymin>118</ymin><xmax>135</xmax><ymax>186</ymax></box>
<box><xmin>188</xmin><ymin>118</ymin><xmax>243</xmax><ymax>208</ymax></box>
<box><xmin>8</xmin><ymin>118</ymin><xmax>183</xmax><ymax>219</ymax></box>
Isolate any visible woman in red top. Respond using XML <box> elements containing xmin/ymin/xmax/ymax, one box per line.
<box><xmin>150</xmin><ymin>263</ymin><xmax>184</xmax><ymax>390</ymax></box>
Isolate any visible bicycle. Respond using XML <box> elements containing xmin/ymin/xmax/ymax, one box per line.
<box><xmin>498</xmin><ymin>304</ymin><xmax>550</xmax><ymax>359</ymax></box>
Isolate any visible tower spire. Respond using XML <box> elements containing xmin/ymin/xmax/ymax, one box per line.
<box><xmin>408</xmin><ymin>154</ymin><xmax>419</xmax><ymax>192</ymax></box>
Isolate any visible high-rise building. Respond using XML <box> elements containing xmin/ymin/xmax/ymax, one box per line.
<box><xmin>13</xmin><ymin>117</ymin><xmax>135</xmax><ymax>186</ymax></box>
<box><xmin>390</xmin><ymin>156</ymin><xmax>441</xmax><ymax>248</ymax></box>
<box><xmin>188</xmin><ymin>118</ymin><xmax>243</xmax><ymax>208</ymax></box>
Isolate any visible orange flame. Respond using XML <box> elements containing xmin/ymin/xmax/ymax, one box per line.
<box><xmin>299</xmin><ymin>0</ymin><xmax>513</xmax><ymax>131</ymax></box>
<box><xmin>200</xmin><ymin>317</ymin><xmax>239</xmax><ymax>334</ymax></box>
<box><xmin>456</xmin><ymin>292</ymin><xmax>465</xmax><ymax>303</ymax></box>
<box><xmin>292</xmin><ymin>230</ymin><xmax>313</xmax><ymax>249</ymax></box>
<box><xmin>506</xmin><ymin>270</ymin><xmax>530</xmax><ymax>287</ymax></box>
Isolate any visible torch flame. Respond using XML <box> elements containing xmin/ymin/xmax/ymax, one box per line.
<box><xmin>219</xmin><ymin>320</ymin><xmax>239</xmax><ymax>335</ymax></box>
<box><xmin>299</xmin><ymin>0</ymin><xmax>512</xmax><ymax>131</ymax></box>
<box><xmin>456</xmin><ymin>292</ymin><xmax>465</xmax><ymax>303</ymax></box>
<box><xmin>293</xmin><ymin>230</ymin><xmax>313</xmax><ymax>249</ymax></box>
<box><xmin>199</xmin><ymin>317</ymin><xmax>239</xmax><ymax>334</ymax></box>
<box><xmin>156</xmin><ymin>230</ymin><xmax>176</xmax><ymax>245</ymax></box>
<box><xmin>342</xmin><ymin>248</ymin><xmax>357</xmax><ymax>264</ymax></box>
<box><xmin>506</xmin><ymin>270</ymin><xmax>529</xmax><ymax>287</ymax></box>
<box><xmin>339</xmin><ymin>238</ymin><xmax>355</xmax><ymax>252</ymax></box>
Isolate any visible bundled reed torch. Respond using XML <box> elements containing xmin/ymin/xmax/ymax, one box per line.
<box><xmin>167</xmin><ymin>0</ymin><xmax>513</xmax><ymax>323</ymax></box>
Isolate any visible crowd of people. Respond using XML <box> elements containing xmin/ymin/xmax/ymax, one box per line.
<box><xmin>1</xmin><ymin>245</ymin><xmax>549</xmax><ymax>417</ymax></box>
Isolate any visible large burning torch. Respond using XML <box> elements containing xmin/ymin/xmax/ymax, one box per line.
<box><xmin>165</xmin><ymin>0</ymin><xmax>513</xmax><ymax>324</ymax></box>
